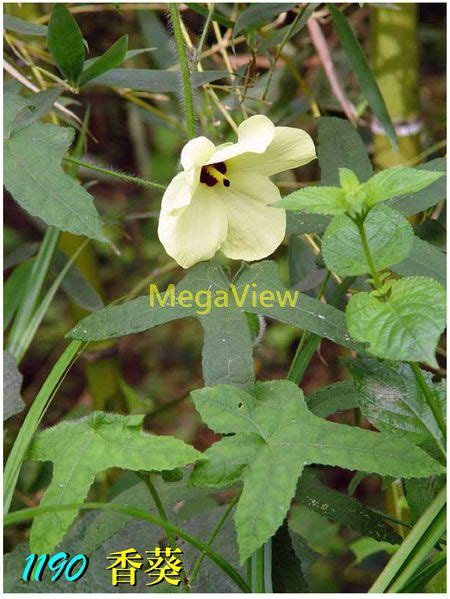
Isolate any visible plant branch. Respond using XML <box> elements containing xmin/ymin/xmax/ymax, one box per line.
<box><xmin>170</xmin><ymin>3</ymin><xmax>196</xmax><ymax>139</ymax></box>
<box><xmin>63</xmin><ymin>156</ymin><xmax>166</xmax><ymax>191</ymax></box>
<box><xmin>188</xmin><ymin>492</ymin><xmax>240</xmax><ymax>588</ymax></box>
<box><xmin>356</xmin><ymin>217</ymin><xmax>382</xmax><ymax>288</ymax></box>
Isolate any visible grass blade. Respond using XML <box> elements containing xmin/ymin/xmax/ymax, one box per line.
<box><xmin>3</xmin><ymin>340</ymin><xmax>86</xmax><ymax>514</ymax></box>
<box><xmin>327</xmin><ymin>4</ymin><xmax>397</xmax><ymax>149</ymax></box>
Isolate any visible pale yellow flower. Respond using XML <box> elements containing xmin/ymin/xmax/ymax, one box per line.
<box><xmin>158</xmin><ymin>115</ymin><xmax>316</xmax><ymax>268</ymax></box>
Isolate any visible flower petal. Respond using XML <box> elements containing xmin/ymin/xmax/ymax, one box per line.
<box><xmin>158</xmin><ymin>181</ymin><xmax>228</xmax><ymax>269</ymax></box>
<box><xmin>220</xmin><ymin>187</ymin><xmax>286</xmax><ymax>261</ymax></box>
<box><xmin>159</xmin><ymin>171</ymin><xmax>194</xmax><ymax>215</ymax></box>
<box><xmin>231</xmin><ymin>126</ymin><xmax>316</xmax><ymax>176</ymax></box>
<box><xmin>208</xmin><ymin>115</ymin><xmax>275</xmax><ymax>164</ymax></box>
<box><xmin>180</xmin><ymin>136</ymin><xmax>216</xmax><ymax>171</ymax></box>
<box><xmin>227</xmin><ymin>171</ymin><xmax>281</xmax><ymax>205</ymax></box>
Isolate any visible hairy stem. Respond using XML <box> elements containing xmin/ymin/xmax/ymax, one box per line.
<box><xmin>356</xmin><ymin>217</ymin><xmax>382</xmax><ymax>288</ymax></box>
<box><xmin>170</xmin><ymin>3</ymin><xmax>196</xmax><ymax>139</ymax></box>
<box><xmin>63</xmin><ymin>156</ymin><xmax>166</xmax><ymax>191</ymax></box>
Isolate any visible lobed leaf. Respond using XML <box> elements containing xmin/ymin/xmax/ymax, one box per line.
<box><xmin>190</xmin><ymin>380</ymin><xmax>444</xmax><ymax>563</ymax></box>
<box><xmin>233</xmin><ymin>260</ymin><xmax>358</xmax><ymax>350</ymax></box>
<box><xmin>27</xmin><ymin>411</ymin><xmax>200</xmax><ymax>552</ymax></box>
<box><xmin>69</xmin><ymin>262</ymin><xmax>254</xmax><ymax>387</ymax></box>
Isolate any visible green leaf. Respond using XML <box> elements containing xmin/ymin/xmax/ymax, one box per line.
<box><xmin>14</xmin><ymin>88</ymin><xmax>64</xmax><ymax>130</ymax></box>
<box><xmin>364</xmin><ymin>166</ymin><xmax>444</xmax><ymax>207</ymax></box>
<box><xmin>186</xmin><ymin>3</ymin><xmax>235</xmax><ymax>28</ymax></box>
<box><xmin>3</xmin><ymin>14</ymin><xmax>48</xmax><ymax>36</ymax></box>
<box><xmin>350</xmin><ymin>537</ymin><xmax>397</xmax><ymax>565</ymax></box>
<box><xmin>272</xmin><ymin>524</ymin><xmax>309</xmax><ymax>592</ymax></box>
<box><xmin>404</xmin><ymin>476</ymin><xmax>446</xmax><ymax>523</ymax></box>
<box><xmin>327</xmin><ymin>4</ymin><xmax>397</xmax><ymax>149</ymax></box>
<box><xmin>233</xmin><ymin>3</ymin><xmax>297</xmax><ymax>35</ymax></box>
<box><xmin>69</xmin><ymin>262</ymin><xmax>254</xmax><ymax>387</ymax></box>
<box><xmin>4</xmin><ymin>93</ymin><xmax>31</xmax><ymax>137</ymax></box>
<box><xmin>190</xmin><ymin>380</ymin><xmax>444</xmax><ymax>563</ymax></box>
<box><xmin>289</xmin><ymin>503</ymin><xmax>345</xmax><ymax>554</ymax></box>
<box><xmin>4</xmin><ymin>242</ymin><xmax>38</xmax><ymax>270</ymax></box>
<box><xmin>52</xmin><ymin>251</ymin><xmax>104</xmax><ymax>312</ymax></box>
<box><xmin>88</xmin><ymin>68</ymin><xmax>227</xmax><ymax>92</ymax></box>
<box><xmin>322</xmin><ymin>205</ymin><xmax>414</xmax><ymax>276</ymax></box>
<box><xmin>305</xmin><ymin>381</ymin><xmax>358</xmax><ymax>418</ymax></box>
<box><xmin>345</xmin><ymin>277</ymin><xmax>446</xmax><ymax>366</ymax></box>
<box><xmin>4</xmin><ymin>261</ymin><xmax>34</xmax><ymax>331</ymax></box>
<box><xmin>47</xmin><ymin>4</ymin><xmax>85</xmax><ymax>85</ymax></box>
<box><xmin>391</xmin><ymin>237</ymin><xmax>446</xmax><ymax>285</ymax></box>
<box><xmin>286</xmin><ymin>212</ymin><xmax>330</xmax><ymax>235</ymax></box>
<box><xmin>344</xmin><ymin>358</ymin><xmax>445</xmax><ymax>449</ymax></box>
<box><xmin>4</xmin><ymin>96</ymin><xmax>106</xmax><ymax>241</ymax></box>
<box><xmin>200</xmin><ymin>308</ymin><xmax>255</xmax><ymax>387</ymax></box>
<box><xmin>3</xmin><ymin>351</ymin><xmax>24</xmax><ymax>420</ymax></box>
<box><xmin>387</xmin><ymin>158</ymin><xmax>446</xmax><ymax>217</ymax></box>
<box><xmin>318</xmin><ymin>117</ymin><xmax>373</xmax><ymax>186</ymax></box>
<box><xmin>233</xmin><ymin>261</ymin><xmax>358</xmax><ymax>350</ymax></box>
<box><xmin>27</xmin><ymin>411</ymin><xmax>200</xmax><ymax>552</ymax></box>
<box><xmin>78</xmin><ymin>35</ymin><xmax>128</xmax><ymax>87</ymax></box>
<box><xmin>276</xmin><ymin>186</ymin><xmax>347</xmax><ymax>215</ymax></box>
<box><xmin>285</xmin><ymin>117</ymin><xmax>373</xmax><ymax>234</ymax></box>
<box><xmin>296</xmin><ymin>468</ymin><xmax>402</xmax><ymax>544</ymax></box>
<box><xmin>398</xmin><ymin>552</ymin><xmax>446</xmax><ymax>593</ymax></box>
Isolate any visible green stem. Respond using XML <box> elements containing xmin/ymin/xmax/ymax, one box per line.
<box><xmin>410</xmin><ymin>362</ymin><xmax>447</xmax><ymax>442</ymax></box>
<box><xmin>4</xmin><ymin>340</ymin><xmax>86</xmax><ymax>513</ymax></box>
<box><xmin>142</xmin><ymin>473</ymin><xmax>176</xmax><ymax>549</ymax></box>
<box><xmin>7</xmin><ymin>227</ymin><xmax>60</xmax><ymax>361</ymax></box>
<box><xmin>356</xmin><ymin>217</ymin><xmax>382</xmax><ymax>288</ymax></box>
<box><xmin>169</xmin><ymin>3</ymin><xmax>196</xmax><ymax>139</ymax></box>
<box><xmin>252</xmin><ymin>545</ymin><xmax>265</xmax><ymax>592</ymax></box>
<box><xmin>14</xmin><ymin>240</ymin><xmax>90</xmax><ymax>364</ymax></box>
<box><xmin>369</xmin><ymin>486</ymin><xmax>446</xmax><ymax>593</ymax></box>
<box><xmin>62</xmin><ymin>156</ymin><xmax>166</xmax><ymax>191</ymax></box>
<box><xmin>189</xmin><ymin>492</ymin><xmax>239</xmax><ymax>588</ymax></box>
<box><xmin>5</xmin><ymin>502</ymin><xmax>250</xmax><ymax>593</ymax></box>
<box><xmin>356</xmin><ymin>218</ymin><xmax>446</xmax><ymax>449</ymax></box>
<box><xmin>261</xmin><ymin>5</ymin><xmax>307</xmax><ymax>101</ymax></box>
<box><xmin>287</xmin><ymin>275</ymin><xmax>354</xmax><ymax>384</ymax></box>
<box><xmin>195</xmin><ymin>3</ymin><xmax>214</xmax><ymax>65</ymax></box>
